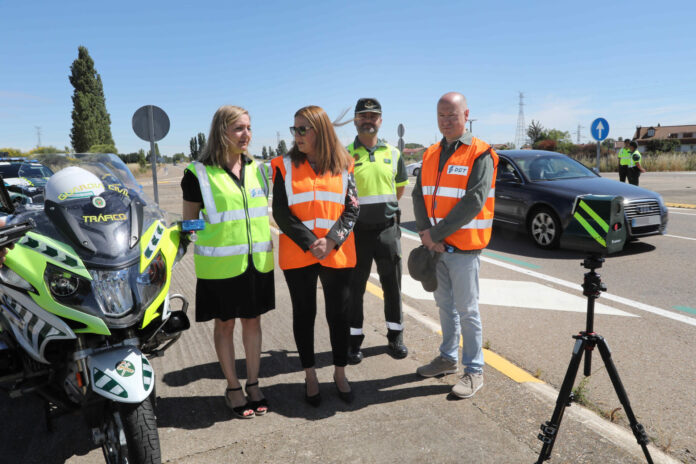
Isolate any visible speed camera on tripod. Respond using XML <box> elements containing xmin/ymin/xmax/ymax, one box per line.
<box><xmin>560</xmin><ymin>194</ymin><xmax>626</xmax><ymax>255</ymax></box>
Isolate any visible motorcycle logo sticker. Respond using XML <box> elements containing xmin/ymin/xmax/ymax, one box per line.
<box><xmin>92</xmin><ymin>196</ymin><xmax>106</xmax><ymax>208</ymax></box>
<box><xmin>115</xmin><ymin>360</ymin><xmax>136</xmax><ymax>377</ymax></box>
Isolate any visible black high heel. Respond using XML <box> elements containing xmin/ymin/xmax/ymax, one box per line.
<box><xmin>224</xmin><ymin>387</ymin><xmax>255</xmax><ymax>419</ymax></box>
<box><xmin>304</xmin><ymin>380</ymin><xmax>321</xmax><ymax>407</ymax></box>
<box><xmin>245</xmin><ymin>381</ymin><xmax>269</xmax><ymax>416</ymax></box>
<box><xmin>333</xmin><ymin>376</ymin><xmax>354</xmax><ymax>404</ymax></box>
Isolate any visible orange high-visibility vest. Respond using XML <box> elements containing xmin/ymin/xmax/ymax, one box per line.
<box><xmin>420</xmin><ymin>137</ymin><xmax>499</xmax><ymax>250</ymax></box>
<box><xmin>271</xmin><ymin>155</ymin><xmax>356</xmax><ymax>270</ymax></box>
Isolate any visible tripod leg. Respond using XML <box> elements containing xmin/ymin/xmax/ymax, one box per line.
<box><xmin>536</xmin><ymin>339</ymin><xmax>585</xmax><ymax>463</ymax></box>
<box><xmin>595</xmin><ymin>337</ymin><xmax>654</xmax><ymax>464</ymax></box>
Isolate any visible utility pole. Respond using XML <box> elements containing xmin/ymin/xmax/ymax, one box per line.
<box><xmin>514</xmin><ymin>92</ymin><xmax>526</xmax><ymax>149</ymax></box>
<box><xmin>35</xmin><ymin>126</ymin><xmax>42</xmax><ymax>148</ymax></box>
<box><xmin>574</xmin><ymin>123</ymin><xmax>585</xmax><ymax>144</ymax></box>
<box><xmin>276</xmin><ymin>131</ymin><xmax>280</xmax><ymax>146</ymax></box>
<box><xmin>468</xmin><ymin>119</ymin><xmax>477</xmax><ymax>133</ymax></box>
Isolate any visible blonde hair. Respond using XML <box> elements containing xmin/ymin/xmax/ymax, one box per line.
<box><xmin>198</xmin><ymin>105</ymin><xmax>249</xmax><ymax>167</ymax></box>
<box><xmin>288</xmin><ymin>105</ymin><xmax>352</xmax><ymax>175</ymax></box>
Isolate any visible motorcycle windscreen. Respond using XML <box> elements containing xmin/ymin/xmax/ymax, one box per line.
<box><xmin>42</xmin><ymin>189</ymin><xmax>143</xmax><ymax>268</ymax></box>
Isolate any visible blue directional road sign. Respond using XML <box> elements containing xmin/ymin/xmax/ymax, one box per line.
<box><xmin>590</xmin><ymin>118</ymin><xmax>609</xmax><ymax>142</ymax></box>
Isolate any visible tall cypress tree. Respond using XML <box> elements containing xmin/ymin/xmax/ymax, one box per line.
<box><xmin>69</xmin><ymin>46</ymin><xmax>115</xmax><ymax>153</ymax></box>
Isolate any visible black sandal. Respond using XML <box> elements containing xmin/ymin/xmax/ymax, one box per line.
<box><xmin>245</xmin><ymin>381</ymin><xmax>269</xmax><ymax>416</ymax></box>
<box><xmin>224</xmin><ymin>387</ymin><xmax>255</xmax><ymax>419</ymax></box>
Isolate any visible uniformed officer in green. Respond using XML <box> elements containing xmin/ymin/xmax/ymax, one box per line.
<box><xmin>617</xmin><ymin>139</ymin><xmax>632</xmax><ymax>183</ymax></box>
<box><xmin>627</xmin><ymin>140</ymin><xmax>646</xmax><ymax>186</ymax></box>
<box><xmin>347</xmin><ymin>98</ymin><xmax>410</xmax><ymax>364</ymax></box>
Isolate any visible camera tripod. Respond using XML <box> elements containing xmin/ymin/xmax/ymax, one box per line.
<box><xmin>536</xmin><ymin>254</ymin><xmax>653</xmax><ymax>463</ymax></box>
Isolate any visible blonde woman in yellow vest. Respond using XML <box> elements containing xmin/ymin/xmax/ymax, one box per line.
<box><xmin>181</xmin><ymin>106</ymin><xmax>273</xmax><ymax>419</ymax></box>
<box><xmin>271</xmin><ymin>105</ymin><xmax>359</xmax><ymax>406</ymax></box>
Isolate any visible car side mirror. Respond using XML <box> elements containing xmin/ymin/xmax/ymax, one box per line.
<box><xmin>498</xmin><ymin>171</ymin><xmax>520</xmax><ymax>183</ymax></box>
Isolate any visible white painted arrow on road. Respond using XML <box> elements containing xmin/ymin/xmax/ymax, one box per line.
<box><xmin>388</xmin><ymin>274</ymin><xmax>638</xmax><ymax>317</ymax></box>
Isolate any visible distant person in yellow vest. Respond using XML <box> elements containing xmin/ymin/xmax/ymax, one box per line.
<box><xmin>272</xmin><ymin>105</ymin><xmax>359</xmax><ymax>406</ymax></box>
<box><xmin>412</xmin><ymin>92</ymin><xmax>498</xmax><ymax>399</ymax></box>
<box><xmin>627</xmin><ymin>141</ymin><xmax>646</xmax><ymax>186</ymax></box>
<box><xmin>617</xmin><ymin>139</ymin><xmax>632</xmax><ymax>182</ymax></box>
<box><xmin>346</xmin><ymin>98</ymin><xmax>410</xmax><ymax>364</ymax></box>
<box><xmin>181</xmin><ymin>105</ymin><xmax>274</xmax><ymax>419</ymax></box>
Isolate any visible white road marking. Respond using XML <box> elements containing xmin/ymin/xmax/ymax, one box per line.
<box><xmin>665</xmin><ymin>234</ymin><xmax>696</xmax><ymax>241</ymax></box>
<box><xmin>668</xmin><ymin>210</ymin><xmax>696</xmax><ymax>216</ymax></box>
<box><xmin>395</xmin><ymin>273</ymin><xmax>637</xmax><ymax>317</ymax></box>
<box><xmin>400</xmin><ymin>231</ymin><xmax>696</xmax><ymax>327</ymax></box>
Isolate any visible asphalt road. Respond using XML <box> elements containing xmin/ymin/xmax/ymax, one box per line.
<box><xmin>398</xmin><ymin>171</ymin><xmax>696</xmax><ymax>463</ymax></box>
<box><xmin>0</xmin><ymin>164</ymin><xmax>691</xmax><ymax>463</ymax></box>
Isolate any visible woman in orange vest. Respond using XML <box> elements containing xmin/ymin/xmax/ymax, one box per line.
<box><xmin>271</xmin><ymin>105</ymin><xmax>359</xmax><ymax>406</ymax></box>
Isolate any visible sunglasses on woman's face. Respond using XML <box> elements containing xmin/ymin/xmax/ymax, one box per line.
<box><xmin>289</xmin><ymin>126</ymin><xmax>313</xmax><ymax>136</ymax></box>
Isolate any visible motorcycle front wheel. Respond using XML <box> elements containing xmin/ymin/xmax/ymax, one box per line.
<box><xmin>102</xmin><ymin>395</ymin><xmax>161</xmax><ymax>464</ymax></box>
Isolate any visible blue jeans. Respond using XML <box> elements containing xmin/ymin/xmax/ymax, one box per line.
<box><xmin>434</xmin><ymin>252</ymin><xmax>483</xmax><ymax>374</ymax></box>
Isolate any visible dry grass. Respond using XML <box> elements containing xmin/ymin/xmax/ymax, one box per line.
<box><xmin>573</xmin><ymin>151</ymin><xmax>696</xmax><ymax>172</ymax></box>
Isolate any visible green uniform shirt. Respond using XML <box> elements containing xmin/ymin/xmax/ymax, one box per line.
<box><xmin>348</xmin><ymin>137</ymin><xmax>409</xmax><ymax>224</ymax></box>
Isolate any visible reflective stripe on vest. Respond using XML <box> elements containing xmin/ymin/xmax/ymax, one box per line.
<box><xmin>271</xmin><ymin>155</ymin><xmax>356</xmax><ymax>270</ymax></box>
<box><xmin>420</xmin><ymin>137</ymin><xmax>499</xmax><ymax>250</ymax></box>
<box><xmin>188</xmin><ymin>161</ymin><xmax>273</xmax><ymax>279</ymax></box>
<box><xmin>421</xmin><ymin>186</ymin><xmax>496</xmax><ymax>199</ymax></box>
<box><xmin>195</xmin><ymin>240</ymin><xmax>273</xmax><ymax>257</ymax></box>
<box><xmin>628</xmin><ymin>150</ymin><xmax>641</xmax><ymax>168</ymax></box>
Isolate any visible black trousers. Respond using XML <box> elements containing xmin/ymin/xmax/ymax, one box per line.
<box><xmin>627</xmin><ymin>167</ymin><xmax>641</xmax><ymax>186</ymax></box>
<box><xmin>618</xmin><ymin>165</ymin><xmax>628</xmax><ymax>183</ymax></box>
<box><xmin>283</xmin><ymin>264</ymin><xmax>352</xmax><ymax>368</ymax></box>
<box><xmin>349</xmin><ymin>222</ymin><xmax>403</xmax><ymax>342</ymax></box>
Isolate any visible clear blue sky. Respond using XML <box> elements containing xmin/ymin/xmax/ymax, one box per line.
<box><xmin>1</xmin><ymin>0</ymin><xmax>694</xmax><ymax>156</ymax></box>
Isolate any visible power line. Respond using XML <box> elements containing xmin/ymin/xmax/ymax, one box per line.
<box><xmin>514</xmin><ymin>92</ymin><xmax>526</xmax><ymax>149</ymax></box>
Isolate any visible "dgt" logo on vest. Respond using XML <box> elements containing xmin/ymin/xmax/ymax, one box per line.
<box><xmin>447</xmin><ymin>165</ymin><xmax>469</xmax><ymax>176</ymax></box>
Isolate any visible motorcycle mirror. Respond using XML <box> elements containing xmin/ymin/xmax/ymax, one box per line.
<box><xmin>0</xmin><ymin>175</ymin><xmax>15</xmax><ymax>215</ymax></box>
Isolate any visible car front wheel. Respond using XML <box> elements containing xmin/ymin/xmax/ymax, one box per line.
<box><xmin>528</xmin><ymin>207</ymin><xmax>561</xmax><ymax>249</ymax></box>
<box><xmin>412</xmin><ymin>167</ymin><xmax>420</xmax><ymax>178</ymax></box>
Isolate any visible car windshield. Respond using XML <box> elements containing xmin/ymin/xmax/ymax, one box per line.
<box><xmin>0</xmin><ymin>163</ymin><xmax>21</xmax><ymax>178</ymax></box>
<box><xmin>514</xmin><ymin>155</ymin><xmax>595</xmax><ymax>181</ymax></box>
<box><xmin>18</xmin><ymin>164</ymin><xmax>53</xmax><ymax>178</ymax></box>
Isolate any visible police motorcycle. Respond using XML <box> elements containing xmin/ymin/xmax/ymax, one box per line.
<box><xmin>0</xmin><ymin>154</ymin><xmax>200</xmax><ymax>463</ymax></box>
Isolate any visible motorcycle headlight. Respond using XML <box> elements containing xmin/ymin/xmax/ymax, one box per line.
<box><xmin>135</xmin><ymin>252</ymin><xmax>167</xmax><ymax>310</ymax></box>
<box><xmin>90</xmin><ymin>268</ymin><xmax>134</xmax><ymax>317</ymax></box>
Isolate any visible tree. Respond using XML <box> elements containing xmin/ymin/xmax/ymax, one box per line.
<box><xmin>545</xmin><ymin>129</ymin><xmax>571</xmax><ymax>143</ymax></box>
<box><xmin>277</xmin><ymin>139</ymin><xmax>288</xmax><ymax>157</ymax></box>
<box><xmin>189</xmin><ymin>132</ymin><xmax>207</xmax><ymax>159</ymax></box>
<box><xmin>69</xmin><ymin>46</ymin><xmax>115</xmax><ymax>153</ymax></box>
<box><xmin>88</xmin><ymin>143</ymin><xmax>117</xmax><ymax>154</ymax></box>
<box><xmin>261</xmin><ymin>146</ymin><xmax>268</xmax><ymax>159</ymax></box>
<box><xmin>0</xmin><ymin>148</ymin><xmax>23</xmax><ymax>157</ymax></box>
<box><xmin>526</xmin><ymin>120</ymin><xmax>545</xmax><ymax>144</ymax></box>
<box><xmin>404</xmin><ymin>143</ymin><xmax>424</xmax><ymax>149</ymax></box>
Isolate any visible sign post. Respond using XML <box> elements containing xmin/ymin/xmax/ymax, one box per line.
<box><xmin>590</xmin><ymin>117</ymin><xmax>609</xmax><ymax>174</ymax></box>
<box><xmin>397</xmin><ymin>123</ymin><xmax>405</xmax><ymax>154</ymax></box>
<box><xmin>132</xmin><ymin>105</ymin><xmax>170</xmax><ymax>204</ymax></box>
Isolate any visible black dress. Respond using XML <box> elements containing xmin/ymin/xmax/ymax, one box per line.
<box><xmin>181</xmin><ymin>161</ymin><xmax>275</xmax><ymax>322</ymax></box>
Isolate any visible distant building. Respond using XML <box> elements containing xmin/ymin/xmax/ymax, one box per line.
<box><xmin>402</xmin><ymin>147</ymin><xmax>426</xmax><ymax>157</ymax></box>
<box><xmin>632</xmin><ymin>124</ymin><xmax>696</xmax><ymax>152</ymax></box>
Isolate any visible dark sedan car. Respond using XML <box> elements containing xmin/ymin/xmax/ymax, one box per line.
<box><xmin>493</xmin><ymin>150</ymin><xmax>668</xmax><ymax>249</ymax></box>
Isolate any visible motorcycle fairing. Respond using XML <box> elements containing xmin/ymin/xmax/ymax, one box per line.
<box><xmin>0</xmin><ymin>285</ymin><xmax>76</xmax><ymax>363</ymax></box>
<box><xmin>139</xmin><ymin>221</ymin><xmax>181</xmax><ymax>329</ymax></box>
<box><xmin>88</xmin><ymin>346</ymin><xmax>154</xmax><ymax>403</ymax></box>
